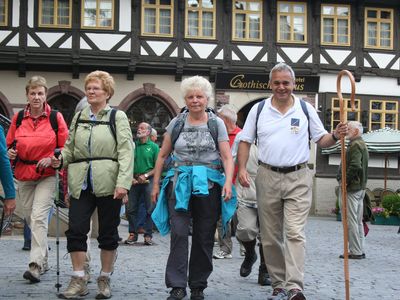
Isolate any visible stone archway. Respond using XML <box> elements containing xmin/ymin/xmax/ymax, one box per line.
<box><xmin>119</xmin><ymin>83</ymin><xmax>180</xmax><ymax>143</ymax></box>
<box><xmin>237</xmin><ymin>98</ymin><xmax>264</xmax><ymax>128</ymax></box>
<box><xmin>47</xmin><ymin>81</ymin><xmax>85</xmax><ymax>126</ymax></box>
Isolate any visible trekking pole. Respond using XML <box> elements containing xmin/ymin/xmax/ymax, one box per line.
<box><xmin>54</xmin><ymin>149</ymin><xmax>62</xmax><ymax>292</ymax></box>
<box><xmin>336</xmin><ymin>70</ymin><xmax>356</xmax><ymax>300</ymax></box>
<box><xmin>0</xmin><ymin>207</ymin><xmax>4</xmax><ymax>239</ymax></box>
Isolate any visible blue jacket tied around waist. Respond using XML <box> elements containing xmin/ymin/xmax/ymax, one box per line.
<box><xmin>151</xmin><ymin>165</ymin><xmax>237</xmax><ymax>236</ymax></box>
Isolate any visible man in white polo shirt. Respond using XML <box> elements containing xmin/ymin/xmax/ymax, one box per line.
<box><xmin>237</xmin><ymin>62</ymin><xmax>347</xmax><ymax>300</ymax></box>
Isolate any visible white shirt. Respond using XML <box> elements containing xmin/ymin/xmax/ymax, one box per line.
<box><xmin>240</xmin><ymin>95</ymin><xmax>327</xmax><ymax>167</ymax></box>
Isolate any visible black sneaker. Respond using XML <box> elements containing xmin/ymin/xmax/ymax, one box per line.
<box><xmin>240</xmin><ymin>252</ymin><xmax>257</xmax><ymax>277</ymax></box>
<box><xmin>190</xmin><ymin>288</ymin><xmax>204</xmax><ymax>300</ymax></box>
<box><xmin>167</xmin><ymin>287</ymin><xmax>186</xmax><ymax>300</ymax></box>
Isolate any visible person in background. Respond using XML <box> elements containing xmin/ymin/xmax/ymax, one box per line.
<box><xmin>337</xmin><ymin>121</ymin><xmax>369</xmax><ymax>260</ymax></box>
<box><xmin>124</xmin><ymin>122</ymin><xmax>159</xmax><ymax>245</ymax></box>
<box><xmin>232</xmin><ymin>132</ymin><xmax>271</xmax><ymax>286</ymax></box>
<box><xmin>6</xmin><ymin>75</ymin><xmax>69</xmax><ymax>283</ymax></box>
<box><xmin>150</xmin><ymin>128</ymin><xmax>158</xmax><ymax>143</ymax></box>
<box><xmin>237</xmin><ymin>62</ymin><xmax>347</xmax><ymax>300</ymax></box>
<box><xmin>151</xmin><ymin>75</ymin><xmax>235</xmax><ymax>300</ymax></box>
<box><xmin>0</xmin><ymin>124</ymin><xmax>16</xmax><ymax>226</ymax></box>
<box><xmin>52</xmin><ymin>70</ymin><xmax>133</xmax><ymax>299</ymax></box>
<box><xmin>212</xmin><ymin>104</ymin><xmax>241</xmax><ymax>260</ymax></box>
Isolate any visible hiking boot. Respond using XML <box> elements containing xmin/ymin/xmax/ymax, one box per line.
<box><xmin>124</xmin><ymin>233</ymin><xmax>138</xmax><ymax>245</ymax></box>
<box><xmin>258</xmin><ymin>265</ymin><xmax>271</xmax><ymax>286</ymax></box>
<box><xmin>23</xmin><ymin>262</ymin><xmax>41</xmax><ymax>283</ymax></box>
<box><xmin>167</xmin><ymin>287</ymin><xmax>187</xmax><ymax>300</ymax></box>
<box><xmin>339</xmin><ymin>253</ymin><xmax>365</xmax><ymax>259</ymax></box>
<box><xmin>287</xmin><ymin>288</ymin><xmax>306</xmax><ymax>300</ymax></box>
<box><xmin>240</xmin><ymin>251</ymin><xmax>257</xmax><ymax>277</ymax></box>
<box><xmin>58</xmin><ymin>276</ymin><xmax>89</xmax><ymax>299</ymax></box>
<box><xmin>95</xmin><ymin>276</ymin><xmax>111</xmax><ymax>299</ymax></box>
<box><xmin>22</xmin><ymin>239</ymin><xmax>31</xmax><ymax>251</ymax></box>
<box><xmin>267</xmin><ymin>288</ymin><xmax>287</xmax><ymax>300</ymax></box>
<box><xmin>213</xmin><ymin>250</ymin><xmax>232</xmax><ymax>259</ymax></box>
<box><xmin>190</xmin><ymin>288</ymin><xmax>204</xmax><ymax>300</ymax></box>
<box><xmin>144</xmin><ymin>236</ymin><xmax>153</xmax><ymax>246</ymax></box>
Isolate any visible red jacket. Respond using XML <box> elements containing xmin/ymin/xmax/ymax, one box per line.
<box><xmin>229</xmin><ymin>126</ymin><xmax>242</xmax><ymax>184</ymax></box>
<box><xmin>6</xmin><ymin>103</ymin><xmax>69</xmax><ymax>181</ymax></box>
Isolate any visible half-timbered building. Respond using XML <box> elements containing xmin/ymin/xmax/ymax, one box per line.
<box><xmin>1</xmin><ymin>0</ymin><xmax>399</xmax><ymax>215</ymax></box>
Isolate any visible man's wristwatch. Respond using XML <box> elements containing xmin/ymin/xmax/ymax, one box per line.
<box><xmin>332</xmin><ymin>132</ymin><xmax>339</xmax><ymax>141</ymax></box>
<box><xmin>144</xmin><ymin>173</ymin><xmax>149</xmax><ymax>179</ymax></box>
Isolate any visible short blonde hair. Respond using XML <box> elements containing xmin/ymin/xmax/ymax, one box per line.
<box><xmin>25</xmin><ymin>76</ymin><xmax>48</xmax><ymax>94</ymax></box>
<box><xmin>181</xmin><ymin>75</ymin><xmax>213</xmax><ymax>102</ymax></box>
<box><xmin>85</xmin><ymin>70</ymin><xmax>115</xmax><ymax>101</ymax></box>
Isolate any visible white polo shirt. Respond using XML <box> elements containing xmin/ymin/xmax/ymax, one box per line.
<box><xmin>240</xmin><ymin>95</ymin><xmax>327</xmax><ymax>167</ymax></box>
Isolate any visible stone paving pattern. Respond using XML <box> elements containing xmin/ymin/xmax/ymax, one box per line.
<box><xmin>0</xmin><ymin>217</ymin><xmax>399</xmax><ymax>299</ymax></box>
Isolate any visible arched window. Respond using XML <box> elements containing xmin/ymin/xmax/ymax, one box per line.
<box><xmin>126</xmin><ymin>96</ymin><xmax>174</xmax><ymax>143</ymax></box>
<box><xmin>47</xmin><ymin>94</ymin><xmax>79</xmax><ymax>127</ymax></box>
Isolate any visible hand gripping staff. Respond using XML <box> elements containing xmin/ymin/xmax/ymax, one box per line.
<box><xmin>337</xmin><ymin>70</ymin><xmax>356</xmax><ymax>300</ymax></box>
<box><xmin>54</xmin><ymin>149</ymin><xmax>62</xmax><ymax>292</ymax></box>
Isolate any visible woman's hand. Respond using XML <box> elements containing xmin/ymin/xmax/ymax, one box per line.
<box><xmin>113</xmin><ymin>187</ymin><xmax>128</xmax><ymax>200</ymax></box>
<box><xmin>51</xmin><ymin>154</ymin><xmax>62</xmax><ymax>169</ymax></box>
<box><xmin>3</xmin><ymin>199</ymin><xmax>16</xmax><ymax>216</ymax></box>
<box><xmin>36</xmin><ymin>157</ymin><xmax>52</xmax><ymax>170</ymax></box>
<box><xmin>7</xmin><ymin>148</ymin><xmax>17</xmax><ymax>160</ymax></box>
<box><xmin>151</xmin><ymin>184</ymin><xmax>160</xmax><ymax>204</ymax></box>
<box><xmin>221</xmin><ymin>182</ymin><xmax>232</xmax><ymax>202</ymax></box>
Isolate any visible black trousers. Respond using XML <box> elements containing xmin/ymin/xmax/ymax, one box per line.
<box><xmin>66</xmin><ymin>188</ymin><xmax>122</xmax><ymax>252</ymax></box>
<box><xmin>165</xmin><ymin>183</ymin><xmax>221</xmax><ymax>290</ymax></box>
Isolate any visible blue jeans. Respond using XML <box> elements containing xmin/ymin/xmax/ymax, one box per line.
<box><xmin>126</xmin><ymin>178</ymin><xmax>154</xmax><ymax>237</ymax></box>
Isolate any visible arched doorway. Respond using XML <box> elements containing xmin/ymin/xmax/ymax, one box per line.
<box><xmin>47</xmin><ymin>94</ymin><xmax>79</xmax><ymax>127</ymax></box>
<box><xmin>237</xmin><ymin>98</ymin><xmax>264</xmax><ymax>128</ymax></box>
<box><xmin>126</xmin><ymin>97</ymin><xmax>174</xmax><ymax>144</ymax></box>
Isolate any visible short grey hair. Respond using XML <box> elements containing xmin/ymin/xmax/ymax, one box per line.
<box><xmin>269</xmin><ymin>62</ymin><xmax>296</xmax><ymax>82</ymax></box>
<box><xmin>181</xmin><ymin>75</ymin><xmax>214</xmax><ymax>102</ymax></box>
<box><xmin>217</xmin><ymin>104</ymin><xmax>237</xmax><ymax>124</ymax></box>
<box><xmin>348</xmin><ymin>121</ymin><xmax>363</xmax><ymax>135</ymax></box>
<box><xmin>151</xmin><ymin>128</ymin><xmax>157</xmax><ymax>137</ymax></box>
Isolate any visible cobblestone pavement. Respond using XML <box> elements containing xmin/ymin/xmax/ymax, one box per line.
<box><xmin>0</xmin><ymin>217</ymin><xmax>399</xmax><ymax>299</ymax></box>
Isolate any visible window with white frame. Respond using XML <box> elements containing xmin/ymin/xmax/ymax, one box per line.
<box><xmin>39</xmin><ymin>0</ymin><xmax>71</xmax><ymax>28</ymax></box>
<box><xmin>142</xmin><ymin>0</ymin><xmax>173</xmax><ymax>37</ymax></box>
<box><xmin>82</xmin><ymin>0</ymin><xmax>114</xmax><ymax>29</ymax></box>
<box><xmin>185</xmin><ymin>0</ymin><xmax>215</xmax><ymax>39</ymax></box>
<box><xmin>0</xmin><ymin>0</ymin><xmax>8</xmax><ymax>26</ymax></box>
<box><xmin>331</xmin><ymin>98</ymin><xmax>361</xmax><ymax>130</ymax></box>
<box><xmin>364</xmin><ymin>7</ymin><xmax>393</xmax><ymax>49</ymax></box>
<box><xmin>321</xmin><ymin>4</ymin><xmax>350</xmax><ymax>46</ymax></box>
<box><xmin>277</xmin><ymin>1</ymin><xmax>307</xmax><ymax>43</ymax></box>
<box><xmin>369</xmin><ymin>100</ymin><xmax>398</xmax><ymax>131</ymax></box>
<box><xmin>232</xmin><ymin>0</ymin><xmax>262</xmax><ymax>41</ymax></box>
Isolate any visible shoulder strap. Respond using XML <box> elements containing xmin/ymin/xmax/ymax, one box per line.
<box><xmin>16</xmin><ymin>110</ymin><xmax>24</xmax><ymax>128</ymax></box>
<box><xmin>255</xmin><ymin>99</ymin><xmax>266</xmax><ymax>139</ymax></box>
<box><xmin>207</xmin><ymin>111</ymin><xmax>219</xmax><ymax>151</ymax></box>
<box><xmin>300</xmin><ymin>99</ymin><xmax>311</xmax><ymax>144</ymax></box>
<box><xmin>50</xmin><ymin>110</ymin><xmax>59</xmax><ymax>148</ymax></box>
<box><xmin>109</xmin><ymin>108</ymin><xmax>117</xmax><ymax>144</ymax></box>
<box><xmin>171</xmin><ymin>112</ymin><xmax>187</xmax><ymax>149</ymax></box>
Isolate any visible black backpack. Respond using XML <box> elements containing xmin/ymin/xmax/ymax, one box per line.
<box><xmin>170</xmin><ymin>107</ymin><xmax>219</xmax><ymax>150</ymax></box>
<box><xmin>74</xmin><ymin>108</ymin><xmax>117</xmax><ymax>144</ymax></box>
<box><xmin>16</xmin><ymin>109</ymin><xmax>60</xmax><ymax>147</ymax></box>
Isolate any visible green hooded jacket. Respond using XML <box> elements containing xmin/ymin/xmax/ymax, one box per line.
<box><xmin>62</xmin><ymin>105</ymin><xmax>134</xmax><ymax>199</ymax></box>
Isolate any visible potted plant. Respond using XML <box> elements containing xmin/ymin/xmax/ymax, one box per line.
<box><xmin>371</xmin><ymin>194</ymin><xmax>400</xmax><ymax>225</ymax></box>
<box><xmin>331</xmin><ymin>198</ymin><xmax>341</xmax><ymax>221</ymax></box>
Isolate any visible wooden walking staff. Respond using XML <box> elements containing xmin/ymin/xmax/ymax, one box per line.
<box><xmin>336</xmin><ymin>70</ymin><xmax>356</xmax><ymax>300</ymax></box>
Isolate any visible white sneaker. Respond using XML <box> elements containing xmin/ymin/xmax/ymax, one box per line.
<box><xmin>213</xmin><ymin>250</ymin><xmax>233</xmax><ymax>259</ymax></box>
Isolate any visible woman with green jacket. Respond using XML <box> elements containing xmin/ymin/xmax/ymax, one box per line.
<box><xmin>52</xmin><ymin>70</ymin><xmax>133</xmax><ymax>300</ymax></box>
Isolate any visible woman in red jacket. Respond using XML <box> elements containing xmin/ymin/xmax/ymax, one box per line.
<box><xmin>6</xmin><ymin>75</ymin><xmax>68</xmax><ymax>283</ymax></box>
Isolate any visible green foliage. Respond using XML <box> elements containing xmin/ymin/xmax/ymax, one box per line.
<box><xmin>382</xmin><ymin>194</ymin><xmax>400</xmax><ymax>217</ymax></box>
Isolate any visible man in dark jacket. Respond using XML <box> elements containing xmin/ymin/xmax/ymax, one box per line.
<box><xmin>337</xmin><ymin>121</ymin><xmax>369</xmax><ymax>259</ymax></box>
